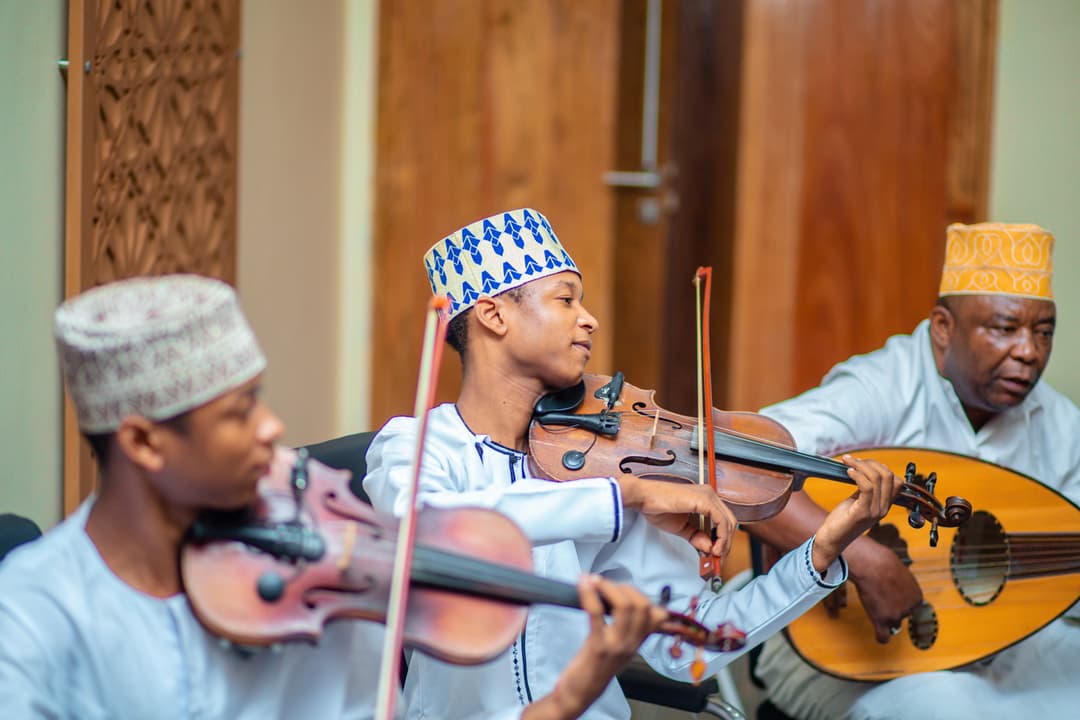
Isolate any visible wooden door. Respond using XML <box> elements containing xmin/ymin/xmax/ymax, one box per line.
<box><xmin>370</xmin><ymin>0</ymin><xmax>998</xmax><ymax>428</ymax></box>
<box><xmin>370</xmin><ymin>0</ymin><xmax>622</xmax><ymax>424</ymax></box>
<box><xmin>727</xmin><ymin>0</ymin><xmax>998</xmax><ymax>410</ymax></box>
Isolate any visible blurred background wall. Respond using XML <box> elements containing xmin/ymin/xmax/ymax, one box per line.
<box><xmin>0</xmin><ymin>0</ymin><xmax>66</xmax><ymax>533</ymax></box>
<box><xmin>236</xmin><ymin>0</ymin><xmax>376</xmax><ymax>448</ymax></box>
<box><xmin>990</xmin><ymin>0</ymin><xmax>1080</xmax><ymax>401</ymax></box>
<box><xmin>1</xmin><ymin>0</ymin><xmax>1078</xmax><ymax>539</ymax></box>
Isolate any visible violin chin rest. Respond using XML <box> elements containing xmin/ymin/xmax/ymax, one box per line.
<box><xmin>533</xmin><ymin>379</ymin><xmax>586</xmax><ymax>417</ymax></box>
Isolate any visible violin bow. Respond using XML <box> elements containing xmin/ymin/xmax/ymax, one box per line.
<box><xmin>693</xmin><ymin>267</ymin><xmax>722</xmax><ymax>583</ymax></box>
<box><xmin>374</xmin><ymin>295</ymin><xmax>451</xmax><ymax>720</ymax></box>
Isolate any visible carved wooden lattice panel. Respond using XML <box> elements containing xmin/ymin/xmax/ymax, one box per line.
<box><xmin>64</xmin><ymin>0</ymin><xmax>241</xmax><ymax>512</ymax></box>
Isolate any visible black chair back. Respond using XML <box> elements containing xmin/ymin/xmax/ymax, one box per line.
<box><xmin>0</xmin><ymin>514</ymin><xmax>43</xmax><ymax>561</ymax></box>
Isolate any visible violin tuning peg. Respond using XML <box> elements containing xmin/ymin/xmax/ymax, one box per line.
<box><xmin>907</xmin><ymin>507</ymin><xmax>925</xmax><ymax>530</ymax></box>
<box><xmin>929</xmin><ymin>518</ymin><xmax>939</xmax><ymax>548</ymax></box>
<box><xmin>925</xmin><ymin>471</ymin><xmax>937</xmax><ymax>495</ymax></box>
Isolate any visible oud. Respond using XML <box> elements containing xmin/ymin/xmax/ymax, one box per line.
<box><xmin>775</xmin><ymin>447</ymin><xmax>1080</xmax><ymax>681</ymax></box>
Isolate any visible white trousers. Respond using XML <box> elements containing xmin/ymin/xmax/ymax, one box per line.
<box><xmin>755</xmin><ymin>619</ymin><xmax>1080</xmax><ymax>720</ymax></box>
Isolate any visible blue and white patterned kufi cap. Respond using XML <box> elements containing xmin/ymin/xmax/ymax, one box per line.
<box><xmin>423</xmin><ymin>208</ymin><xmax>579</xmax><ymax>319</ymax></box>
<box><xmin>54</xmin><ymin>274</ymin><xmax>267</xmax><ymax>433</ymax></box>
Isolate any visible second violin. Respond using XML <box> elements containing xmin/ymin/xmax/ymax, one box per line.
<box><xmin>529</xmin><ymin>372</ymin><xmax>972</xmax><ymax>542</ymax></box>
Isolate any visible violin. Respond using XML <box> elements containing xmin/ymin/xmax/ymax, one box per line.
<box><xmin>529</xmin><ymin>372</ymin><xmax>973</xmax><ymax>544</ymax></box>
<box><xmin>180</xmin><ymin>446</ymin><xmax>747</xmax><ymax>664</ymax></box>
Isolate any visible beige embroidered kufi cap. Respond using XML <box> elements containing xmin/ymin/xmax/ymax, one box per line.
<box><xmin>54</xmin><ymin>275</ymin><xmax>267</xmax><ymax>433</ymax></box>
<box><xmin>939</xmin><ymin>222</ymin><xmax>1054</xmax><ymax>300</ymax></box>
<box><xmin>423</xmin><ymin>208</ymin><xmax>579</xmax><ymax>319</ymax></box>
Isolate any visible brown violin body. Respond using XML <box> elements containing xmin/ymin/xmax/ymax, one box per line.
<box><xmin>182</xmin><ymin>448</ymin><xmax>530</xmax><ymax>664</ymax></box>
<box><xmin>181</xmin><ymin>447</ymin><xmax>746</xmax><ymax>664</ymax></box>
<box><xmin>530</xmin><ymin>373</ymin><xmax>794</xmax><ymax>522</ymax></box>
<box><xmin>529</xmin><ymin>373</ymin><xmax>972</xmax><ymax>533</ymax></box>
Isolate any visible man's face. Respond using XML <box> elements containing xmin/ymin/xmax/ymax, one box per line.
<box><xmin>503</xmin><ymin>271</ymin><xmax>598</xmax><ymax>390</ymax></box>
<box><xmin>151</xmin><ymin>374</ymin><xmax>284</xmax><ymax>510</ymax></box>
<box><xmin>931</xmin><ymin>294</ymin><xmax>1056</xmax><ymax>428</ymax></box>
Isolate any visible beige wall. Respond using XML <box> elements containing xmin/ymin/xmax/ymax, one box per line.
<box><xmin>990</xmin><ymin>0</ymin><xmax>1080</xmax><ymax>404</ymax></box>
<box><xmin>0</xmin><ymin>0</ymin><xmax>66</xmax><ymax>530</ymax></box>
<box><xmin>0</xmin><ymin>0</ymin><xmax>378</xmax><ymax>530</ymax></box>
<box><xmin>237</xmin><ymin>0</ymin><xmax>377</xmax><ymax>446</ymax></box>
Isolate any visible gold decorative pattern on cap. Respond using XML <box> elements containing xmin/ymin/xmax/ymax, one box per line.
<box><xmin>939</xmin><ymin>222</ymin><xmax>1054</xmax><ymax>300</ymax></box>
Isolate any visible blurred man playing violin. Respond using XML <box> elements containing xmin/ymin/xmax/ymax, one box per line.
<box><xmin>0</xmin><ymin>274</ymin><xmax>681</xmax><ymax>720</ymax></box>
<box><xmin>363</xmin><ymin>208</ymin><xmax>905</xmax><ymax>719</ymax></box>
<box><xmin>751</xmin><ymin>223</ymin><xmax>1080</xmax><ymax>719</ymax></box>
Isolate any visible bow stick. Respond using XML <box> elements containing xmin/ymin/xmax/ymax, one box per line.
<box><xmin>693</xmin><ymin>267</ymin><xmax>723</xmax><ymax>584</ymax></box>
<box><xmin>374</xmin><ymin>295</ymin><xmax>451</xmax><ymax>720</ymax></box>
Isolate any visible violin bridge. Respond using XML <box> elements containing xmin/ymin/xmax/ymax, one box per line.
<box><xmin>337</xmin><ymin>521</ymin><xmax>357</xmax><ymax>574</ymax></box>
<box><xmin>649</xmin><ymin>407</ymin><xmax>660</xmax><ymax>447</ymax></box>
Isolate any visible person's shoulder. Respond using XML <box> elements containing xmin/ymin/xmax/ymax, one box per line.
<box><xmin>367</xmin><ymin>404</ymin><xmax>480</xmax><ymax>476</ymax></box>
<box><xmin>0</xmin><ymin>514</ymin><xmax>88</xmax><ymax>597</ymax></box>
<box><xmin>853</xmin><ymin>321</ymin><xmax>927</xmax><ymax>365</ymax></box>
<box><xmin>813</xmin><ymin>321</ymin><xmax>925</xmax><ymax>387</ymax></box>
<box><xmin>1030</xmin><ymin>380</ymin><xmax>1080</xmax><ymax>425</ymax></box>
<box><xmin>374</xmin><ymin>403</ymin><xmax>475</xmax><ymax>447</ymax></box>
<box><xmin>0</xmin><ymin>517</ymin><xmax>91</xmax><ymax>656</ymax></box>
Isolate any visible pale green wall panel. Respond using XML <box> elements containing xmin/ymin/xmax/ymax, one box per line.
<box><xmin>990</xmin><ymin>0</ymin><xmax>1080</xmax><ymax>404</ymax></box>
<box><xmin>0</xmin><ymin>0</ymin><xmax>66</xmax><ymax>530</ymax></box>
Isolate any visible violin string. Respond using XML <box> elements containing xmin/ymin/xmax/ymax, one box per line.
<box><xmin>633</xmin><ymin>405</ymin><xmax>960</xmax><ymax>524</ymax></box>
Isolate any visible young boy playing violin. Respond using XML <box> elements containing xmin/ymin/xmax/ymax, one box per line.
<box><xmin>0</xmin><ymin>274</ymin><xmax>676</xmax><ymax>720</ymax></box>
<box><xmin>363</xmin><ymin>208</ymin><xmax>905</xmax><ymax>719</ymax></box>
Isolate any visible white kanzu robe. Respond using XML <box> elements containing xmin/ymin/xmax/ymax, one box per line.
<box><xmin>364</xmin><ymin>403</ymin><xmax>849</xmax><ymax>720</ymax></box>
<box><xmin>754</xmin><ymin>319</ymin><xmax>1080</xmax><ymax>720</ymax></box>
<box><xmin>0</xmin><ymin>502</ymin><xmax>402</xmax><ymax>719</ymax></box>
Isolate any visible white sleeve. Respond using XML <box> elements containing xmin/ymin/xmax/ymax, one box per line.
<box><xmin>589</xmin><ymin>516</ymin><xmax>845</xmax><ymax>680</ymax></box>
<box><xmin>761</xmin><ymin>362</ymin><xmax>896</xmax><ymax>455</ymax></box>
<box><xmin>362</xmin><ymin>416</ymin><xmax>625</xmax><ymax>545</ymax></box>
<box><xmin>0</xmin><ymin>597</ymin><xmax>63</xmax><ymax>719</ymax></box>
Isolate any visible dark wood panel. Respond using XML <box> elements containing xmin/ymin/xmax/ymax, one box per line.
<box><xmin>659</xmin><ymin>0</ymin><xmax>744</xmax><ymax>414</ymax></box>
<box><xmin>611</xmin><ymin>0</ymin><xmax>744</xmax><ymax>416</ymax></box>
<box><xmin>372</xmin><ymin>0</ymin><xmax>621</xmax><ymax>425</ymax></box>
<box><xmin>728</xmin><ymin>0</ymin><xmax>997</xmax><ymax>411</ymax></box>
<box><xmin>609</xmin><ymin>0</ymin><xmax>672</xmax><ymax>401</ymax></box>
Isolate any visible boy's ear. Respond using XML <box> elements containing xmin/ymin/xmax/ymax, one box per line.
<box><xmin>472</xmin><ymin>296</ymin><xmax>510</xmax><ymax>338</ymax></box>
<box><xmin>114</xmin><ymin>415</ymin><xmax>166</xmax><ymax>473</ymax></box>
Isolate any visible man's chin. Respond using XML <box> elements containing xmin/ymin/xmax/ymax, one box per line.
<box><xmin>985</xmin><ymin>392</ymin><xmax>1030</xmax><ymax>413</ymax></box>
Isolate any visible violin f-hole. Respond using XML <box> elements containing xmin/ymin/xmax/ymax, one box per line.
<box><xmin>619</xmin><ymin>450</ymin><xmax>677</xmax><ymax>474</ymax></box>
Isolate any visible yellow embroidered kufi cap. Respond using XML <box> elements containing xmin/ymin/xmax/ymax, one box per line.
<box><xmin>423</xmin><ymin>208</ymin><xmax>579</xmax><ymax>319</ymax></box>
<box><xmin>938</xmin><ymin>222</ymin><xmax>1054</xmax><ymax>300</ymax></box>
